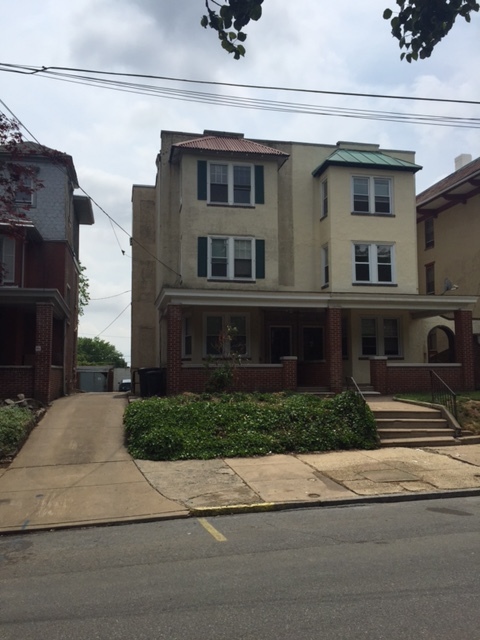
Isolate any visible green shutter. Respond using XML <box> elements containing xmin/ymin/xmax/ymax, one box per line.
<box><xmin>255</xmin><ymin>239</ymin><xmax>265</xmax><ymax>279</ymax></box>
<box><xmin>197</xmin><ymin>160</ymin><xmax>207</xmax><ymax>200</ymax></box>
<box><xmin>197</xmin><ymin>237</ymin><xmax>208</xmax><ymax>277</ymax></box>
<box><xmin>254</xmin><ymin>165</ymin><xmax>264</xmax><ymax>204</ymax></box>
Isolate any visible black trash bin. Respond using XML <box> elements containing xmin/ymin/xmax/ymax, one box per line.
<box><xmin>137</xmin><ymin>367</ymin><xmax>166</xmax><ymax>397</ymax></box>
<box><xmin>137</xmin><ymin>367</ymin><xmax>156</xmax><ymax>397</ymax></box>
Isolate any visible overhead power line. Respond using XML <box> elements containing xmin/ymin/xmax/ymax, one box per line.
<box><xmin>1</xmin><ymin>62</ymin><xmax>479</xmax><ymax>129</ymax></box>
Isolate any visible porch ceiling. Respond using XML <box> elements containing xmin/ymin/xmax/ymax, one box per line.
<box><xmin>157</xmin><ymin>288</ymin><xmax>477</xmax><ymax>316</ymax></box>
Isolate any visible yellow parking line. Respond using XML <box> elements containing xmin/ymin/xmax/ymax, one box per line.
<box><xmin>198</xmin><ymin>518</ymin><xmax>227</xmax><ymax>542</ymax></box>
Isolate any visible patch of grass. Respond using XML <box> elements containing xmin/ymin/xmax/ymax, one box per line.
<box><xmin>0</xmin><ymin>406</ymin><xmax>34</xmax><ymax>460</ymax></box>
<box><xmin>124</xmin><ymin>391</ymin><xmax>378</xmax><ymax>461</ymax></box>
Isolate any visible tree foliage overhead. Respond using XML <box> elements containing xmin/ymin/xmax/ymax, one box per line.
<box><xmin>384</xmin><ymin>0</ymin><xmax>479</xmax><ymax>62</ymax></box>
<box><xmin>77</xmin><ymin>337</ymin><xmax>127</xmax><ymax>368</ymax></box>
<box><xmin>201</xmin><ymin>0</ymin><xmax>263</xmax><ymax>59</ymax></box>
<box><xmin>201</xmin><ymin>0</ymin><xmax>478</xmax><ymax>61</ymax></box>
<box><xmin>78</xmin><ymin>263</ymin><xmax>90</xmax><ymax>317</ymax></box>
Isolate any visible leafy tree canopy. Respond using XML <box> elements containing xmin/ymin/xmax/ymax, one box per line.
<box><xmin>78</xmin><ymin>263</ymin><xmax>90</xmax><ymax>317</ymax></box>
<box><xmin>202</xmin><ymin>0</ymin><xmax>478</xmax><ymax>61</ymax></box>
<box><xmin>77</xmin><ymin>337</ymin><xmax>127</xmax><ymax>368</ymax></box>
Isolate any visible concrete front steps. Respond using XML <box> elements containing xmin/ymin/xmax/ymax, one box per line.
<box><xmin>371</xmin><ymin>406</ymin><xmax>459</xmax><ymax>448</ymax></box>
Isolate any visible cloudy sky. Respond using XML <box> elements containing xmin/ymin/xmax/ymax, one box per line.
<box><xmin>2</xmin><ymin>1</ymin><xmax>479</xmax><ymax>364</ymax></box>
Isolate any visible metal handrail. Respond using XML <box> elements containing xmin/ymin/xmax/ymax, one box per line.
<box><xmin>430</xmin><ymin>369</ymin><xmax>457</xmax><ymax>420</ymax></box>
<box><xmin>346</xmin><ymin>376</ymin><xmax>367</xmax><ymax>412</ymax></box>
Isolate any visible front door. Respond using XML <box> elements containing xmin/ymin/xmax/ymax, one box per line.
<box><xmin>270</xmin><ymin>326</ymin><xmax>291</xmax><ymax>364</ymax></box>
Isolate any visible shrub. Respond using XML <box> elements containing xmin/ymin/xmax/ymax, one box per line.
<box><xmin>124</xmin><ymin>391</ymin><xmax>378</xmax><ymax>461</ymax></box>
<box><xmin>0</xmin><ymin>406</ymin><xmax>33</xmax><ymax>459</ymax></box>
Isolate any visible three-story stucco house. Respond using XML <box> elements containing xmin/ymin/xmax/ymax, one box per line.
<box><xmin>0</xmin><ymin>143</ymin><xmax>94</xmax><ymax>403</ymax></box>
<box><xmin>417</xmin><ymin>153</ymin><xmax>480</xmax><ymax>388</ymax></box>
<box><xmin>131</xmin><ymin>130</ymin><xmax>476</xmax><ymax>396</ymax></box>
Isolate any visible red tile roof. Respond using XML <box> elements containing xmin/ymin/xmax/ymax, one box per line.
<box><xmin>171</xmin><ymin>133</ymin><xmax>289</xmax><ymax>160</ymax></box>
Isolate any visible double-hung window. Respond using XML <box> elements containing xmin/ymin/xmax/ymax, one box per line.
<box><xmin>353</xmin><ymin>243</ymin><xmax>395</xmax><ymax>284</ymax></box>
<box><xmin>209</xmin><ymin>236</ymin><xmax>254</xmax><ymax>280</ymax></box>
<box><xmin>0</xmin><ymin>235</ymin><xmax>15</xmax><ymax>284</ymax></box>
<box><xmin>425</xmin><ymin>218</ymin><xmax>434</xmax><ymax>249</ymax></box>
<box><xmin>321</xmin><ymin>178</ymin><xmax>328</xmax><ymax>218</ymax></box>
<box><xmin>14</xmin><ymin>175</ymin><xmax>33</xmax><ymax>205</ymax></box>
<box><xmin>209</xmin><ymin>162</ymin><xmax>253</xmax><ymax>205</ymax></box>
<box><xmin>205</xmin><ymin>313</ymin><xmax>248</xmax><ymax>357</ymax></box>
<box><xmin>352</xmin><ymin>176</ymin><xmax>392</xmax><ymax>215</ymax></box>
<box><xmin>361</xmin><ymin>317</ymin><xmax>401</xmax><ymax>357</ymax></box>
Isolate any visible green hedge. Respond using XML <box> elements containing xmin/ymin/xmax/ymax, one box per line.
<box><xmin>0</xmin><ymin>406</ymin><xmax>34</xmax><ymax>460</ymax></box>
<box><xmin>124</xmin><ymin>391</ymin><xmax>378</xmax><ymax>461</ymax></box>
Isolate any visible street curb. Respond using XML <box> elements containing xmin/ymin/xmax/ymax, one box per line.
<box><xmin>189</xmin><ymin>487</ymin><xmax>480</xmax><ymax>517</ymax></box>
<box><xmin>3</xmin><ymin>488</ymin><xmax>480</xmax><ymax>536</ymax></box>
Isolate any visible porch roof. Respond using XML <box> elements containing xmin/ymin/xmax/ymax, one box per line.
<box><xmin>157</xmin><ymin>288</ymin><xmax>476</xmax><ymax>317</ymax></box>
<box><xmin>0</xmin><ymin>288</ymin><xmax>70</xmax><ymax>319</ymax></box>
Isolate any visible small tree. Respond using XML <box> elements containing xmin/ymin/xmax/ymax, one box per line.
<box><xmin>204</xmin><ymin>324</ymin><xmax>244</xmax><ymax>393</ymax></box>
<box><xmin>77</xmin><ymin>337</ymin><xmax>127</xmax><ymax>367</ymax></box>
<box><xmin>0</xmin><ymin>113</ymin><xmax>44</xmax><ymax>229</ymax></box>
<box><xmin>78</xmin><ymin>263</ymin><xmax>90</xmax><ymax>316</ymax></box>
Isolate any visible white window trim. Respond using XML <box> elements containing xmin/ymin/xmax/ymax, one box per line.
<box><xmin>207</xmin><ymin>161</ymin><xmax>255</xmax><ymax>206</ymax></box>
<box><xmin>352</xmin><ymin>242</ymin><xmax>396</xmax><ymax>285</ymax></box>
<box><xmin>208</xmin><ymin>235</ymin><xmax>255</xmax><ymax>281</ymax></box>
<box><xmin>352</xmin><ymin>176</ymin><xmax>393</xmax><ymax>215</ymax></box>
<box><xmin>0</xmin><ymin>235</ymin><xmax>15</xmax><ymax>284</ymax></box>
<box><xmin>360</xmin><ymin>316</ymin><xmax>402</xmax><ymax>357</ymax></box>
<box><xmin>203</xmin><ymin>312</ymin><xmax>250</xmax><ymax>358</ymax></box>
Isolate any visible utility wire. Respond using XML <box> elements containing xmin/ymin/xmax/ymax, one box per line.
<box><xmin>1</xmin><ymin>63</ymin><xmax>479</xmax><ymax>129</ymax></box>
<box><xmin>96</xmin><ymin>302</ymin><xmax>131</xmax><ymax>338</ymax></box>
<box><xmin>2</xmin><ymin>61</ymin><xmax>480</xmax><ymax>106</ymax></box>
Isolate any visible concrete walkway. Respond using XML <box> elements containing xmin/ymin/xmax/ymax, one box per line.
<box><xmin>1</xmin><ymin>393</ymin><xmax>480</xmax><ymax>534</ymax></box>
<box><xmin>0</xmin><ymin>393</ymin><xmax>188</xmax><ymax>533</ymax></box>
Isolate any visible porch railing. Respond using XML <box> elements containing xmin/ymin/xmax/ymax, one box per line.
<box><xmin>430</xmin><ymin>369</ymin><xmax>458</xmax><ymax>421</ymax></box>
<box><xmin>346</xmin><ymin>376</ymin><xmax>367</xmax><ymax>413</ymax></box>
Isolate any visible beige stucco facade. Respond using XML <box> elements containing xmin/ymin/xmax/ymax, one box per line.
<box><xmin>131</xmin><ymin>131</ymin><xmax>477</xmax><ymax>393</ymax></box>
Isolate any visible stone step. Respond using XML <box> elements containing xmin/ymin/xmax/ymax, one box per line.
<box><xmin>372</xmin><ymin>409</ymin><xmax>443</xmax><ymax>420</ymax></box>
<box><xmin>378</xmin><ymin>428</ymin><xmax>455</xmax><ymax>439</ymax></box>
<box><xmin>375</xmin><ymin>418</ymin><xmax>448</xmax><ymax>430</ymax></box>
<box><xmin>380</xmin><ymin>436</ymin><xmax>457</xmax><ymax>448</ymax></box>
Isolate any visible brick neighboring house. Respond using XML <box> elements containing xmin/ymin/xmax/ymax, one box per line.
<box><xmin>417</xmin><ymin>153</ymin><xmax>480</xmax><ymax>388</ymax></box>
<box><xmin>131</xmin><ymin>130</ymin><xmax>476</xmax><ymax>396</ymax></box>
<box><xmin>0</xmin><ymin>143</ymin><xmax>94</xmax><ymax>403</ymax></box>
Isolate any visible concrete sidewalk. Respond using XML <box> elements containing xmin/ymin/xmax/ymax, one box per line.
<box><xmin>1</xmin><ymin>393</ymin><xmax>480</xmax><ymax>534</ymax></box>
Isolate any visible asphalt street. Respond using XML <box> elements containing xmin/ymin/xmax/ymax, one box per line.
<box><xmin>1</xmin><ymin>497</ymin><xmax>479</xmax><ymax>639</ymax></box>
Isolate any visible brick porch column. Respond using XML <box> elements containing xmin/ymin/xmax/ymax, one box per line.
<box><xmin>326</xmin><ymin>307</ymin><xmax>343</xmax><ymax>394</ymax></box>
<box><xmin>281</xmin><ymin>356</ymin><xmax>297</xmax><ymax>391</ymax></box>
<box><xmin>370</xmin><ymin>357</ymin><xmax>388</xmax><ymax>395</ymax></box>
<box><xmin>454</xmin><ymin>309</ymin><xmax>475</xmax><ymax>390</ymax></box>
<box><xmin>34</xmin><ymin>302</ymin><xmax>53</xmax><ymax>404</ymax></box>
<box><xmin>166</xmin><ymin>304</ymin><xmax>182</xmax><ymax>395</ymax></box>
